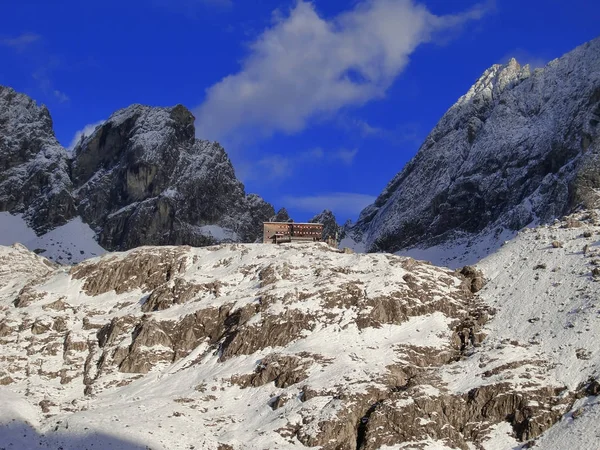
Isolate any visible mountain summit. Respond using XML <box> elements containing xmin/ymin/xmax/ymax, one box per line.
<box><xmin>0</xmin><ymin>90</ymin><xmax>275</xmax><ymax>260</ymax></box>
<box><xmin>351</xmin><ymin>38</ymin><xmax>600</xmax><ymax>260</ymax></box>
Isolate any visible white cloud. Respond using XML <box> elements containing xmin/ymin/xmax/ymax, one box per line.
<box><xmin>53</xmin><ymin>90</ymin><xmax>69</xmax><ymax>103</ymax></box>
<box><xmin>68</xmin><ymin>121</ymin><xmax>105</xmax><ymax>151</ymax></box>
<box><xmin>255</xmin><ymin>154</ymin><xmax>293</xmax><ymax>181</ymax></box>
<box><xmin>333</xmin><ymin>148</ymin><xmax>358</xmax><ymax>165</ymax></box>
<box><xmin>284</xmin><ymin>192</ymin><xmax>377</xmax><ymax>216</ymax></box>
<box><xmin>0</xmin><ymin>33</ymin><xmax>40</xmax><ymax>52</ymax></box>
<box><xmin>194</xmin><ymin>0</ymin><xmax>488</xmax><ymax>141</ymax></box>
<box><xmin>244</xmin><ymin>147</ymin><xmax>359</xmax><ymax>182</ymax></box>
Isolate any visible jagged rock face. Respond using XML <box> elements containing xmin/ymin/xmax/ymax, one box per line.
<box><xmin>354</xmin><ymin>38</ymin><xmax>600</xmax><ymax>253</ymax></box>
<box><xmin>270</xmin><ymin>207</ymin><xmax>290</xmax><ymax>222</ymax></box>
<box><xmin>310</xmin><ymin>209</ymin><xmax>341</xmax><ymax>240</ymax></box>
<box><xmin>0</xmin><ymin>89</ymin><xmax>275</xmax><ymax>254</ymax></box>
<box><xmin>71</xmin><ymin>104</ymin><xmax>274</xmax><ymax>250</ymax></box>
<box><xmin>2</xmin><ymin>240</ymin><xmax>593</xmax><ymax>449</ymax></box>
<box><xmin>0</xmin><ymin>86</ymin><xmax>75</xmax><ymax>233</ymax></box>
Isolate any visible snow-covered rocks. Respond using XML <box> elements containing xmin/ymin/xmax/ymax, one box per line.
<box><xmin>351</xmin><ymin>37</ymin><xmax>600</xmax><ymax>258</ymax></box>
<box><xmin>0</xmin><ymin>86</ymin><xmax>75</xmax><ymax>234</ymax></box>
<box><xmin>0</xmin><ymin>88</ymin><xmax>275</xmax><ymax>261</ymax></box>
<box><xmin>1</xmin><ymin>237</ymin><xmax>596</xmax><ymax>449</ymax></box>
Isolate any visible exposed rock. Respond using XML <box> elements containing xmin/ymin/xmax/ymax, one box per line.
<box><xmin>0</xmin><ymin>242</ymin><xmax>591</xmax><ymax>448</ymax></box>
<box><xmin>459</xmin><ymin>265</ymin><xmax>486</xmax><ymax>293</ymax></box>
<box><xmin>270</xmin><ymin>207</ymin><xmax>290</xmax><ymax>222</ymax></box>
<box><xmin>0</xmin><ymin>87</ymin><xmax>276</xmax><ymax>256</ymax></box>
<box><xmin>0</xmin><ymin>86</ymin><xmax>75</xmax><ymax>233</ymax></box>
<box><xmin>141</xmin><ymin>278</ymin><xmax>204</xmax><ymax>312</ymax></box>
<box><xmin>71</xmin><ymin>104</ymin><xmax>274</xmax><ymax>250</ymax></box>
<box><xmin>351</xmin><ymin>38</ymin><xmax>600</xmax><ymax>255</ymax></box>
<box><xmin>309</xmin><ymin>209</ymin><xmax>341</xmax><ymax>241</ymax></box>
<box><xmin>71</xmin><ymin>247</ymin><xmax>191</xmax><ymax>295</ymax></box>
<box><xmin>231</xmin><ymin>353</ymin><xmax>312</xmax><ymax>389</ymax></box>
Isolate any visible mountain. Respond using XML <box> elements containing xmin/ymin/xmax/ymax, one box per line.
<box><xmin>1</xmin><ymin>210</ymin><xmax>600</xmax><ymax>449</ymax></box>
<box><xmin>0</xmin><ymin>88</ymin><xmax>275</xmax><ymax>260</ymax></box>
<box><xmin>0</xmin><ymin>86</ymin><xmax>76</xmax><ymax>234</ymax></box>
<box><xmin>350</xmin><ymin>37</ymin><xmax>600</xmax><ymax>261</ymax></box>
<box><xmin>71</xmin><ymin>104</ymin><xmax>273</xmax><ymax>250</ymax></box>
<box><xmin>309</xmin><ymin>209</ymin><xmax>341</xmax><ymax>240</ymax></box>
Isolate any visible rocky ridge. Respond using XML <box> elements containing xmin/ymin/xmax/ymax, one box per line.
<box><xmin>350</xmin><ymin>37</ymin><xmax>600</xmax><ymax>258</ymax></box>
<box><xmin>0</xmin><ymin>86</ymin><xmax>75</xmax><ymax>234</ymax></box>
<box><xmin>2</xmin><ymin>217</ymin><xmax>600</xmax><ymax>449</ymax></box>
<box><xmin>0</xmin><ymin>87</ymin><xmax>275</xmax><ymax>257</ymax></box>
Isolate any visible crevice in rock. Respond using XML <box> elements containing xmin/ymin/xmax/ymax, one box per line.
<box><xmin>356</xmin><ymin>400</ymin><xmax>384</xmax><ymax>450</ymax></box>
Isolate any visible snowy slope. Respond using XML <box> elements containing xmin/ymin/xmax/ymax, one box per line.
<box><xmin>2</xmin><ymin>219</ymin><xmax>600</xmax><ymax>449</ymax></box>
<box><xmin>0</xmin><ymin>212</ymin><xmax>105</xmax><ymax>263</ymax></box>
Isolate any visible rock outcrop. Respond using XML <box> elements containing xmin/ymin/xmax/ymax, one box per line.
<box><xmin>309</xmin><ymin>209</ymin><xmax>341</xmax><ymax>241</ymax></box>
<box><xmin>0</xmin><ymin>86</ymin><xmax>75</xmax><ymax>233</ymax></box>
<box><xmin>2</xmin><ymin>236</ymin><xmax>596</xmax><ymax>449</ymax></box>
<box><xmin>71</xmin><ymin>104</ymin><xmax>273</xmax><ymax>249</ymax></box>
<box><xmin>352</xmin><ymin>37</ymin><xmax>600</xmax><ymax>254</ymax></box>
<box><xmin>0</xmin><ymin>90</ymin><xmax>275</xmax><ymax>254</ymax></box>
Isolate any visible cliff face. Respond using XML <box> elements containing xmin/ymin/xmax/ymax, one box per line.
<box><xmin>0</xmin><ymin>91</ymin><xmax>274</xmax><ymax>254</ymax></box>
<box><xmin>309</xmin><ymin>209</ymin><xmax>341</xmax><ymax>240</ymax></box>
<box><xmin>0</xmin><ymin>86</ymin><xmax>76</xmax><ymax>233</ymax></box>
<box><xmin>353</xmin><ymin>38</ymin><xmax>600</xmax><ymax>254</ymax></box>
<box><xmin>71</xmin><ymin>104</ymin><xmax>273</xmax><ymax>250</ymax></box>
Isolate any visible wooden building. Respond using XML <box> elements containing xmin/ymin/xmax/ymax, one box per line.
<box><xmin>263</xmin><ymin>221</ymin><xmax>324</xmax><ymax>244</ymax></box>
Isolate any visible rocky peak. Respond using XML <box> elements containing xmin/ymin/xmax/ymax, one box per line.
<box><xmin>270</xmin><ymin>207</ymin><xmax>290</xmax><ymax>222</ymax></box>
<box><xmin>0</xmin><ymin>86</ymin><xmax>55</xmax><ymax>159</ymax></box>
<box><xmin>455</xmin><ymin>57</ymin><xmax>530</xmax><ymax>109</ymax></box>
<box><xmin>0</xmin><ymin>85</ymin><xmax>75</xmax><ymax>233</ymax></box>
<box><xmin>71</xmin><ymin>102</ymin><xmax>274</xmax><ymax>250</ymax></box>
<box><xmin>352</xmin><ymin>37</ymin><xmax>600</xmax><ymax>257</ymax></box>
<box><xmin>309</xmin><ymin>209</ymin><xmax>341</xmax><ymax>240</ymax></box>
<box><xmin>72</xmin><ymin>103</ymin><xmax>196</xmax><ymax>187</ymax></box>
<box><xmin>0</xmin><ymin>88</ymin><xmax>275</xmax><ymax>254</ymax></box>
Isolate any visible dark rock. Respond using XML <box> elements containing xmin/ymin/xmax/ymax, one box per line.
<box><xmin>71</xmin><ymin>104</ymin><xmax>274</xmax><ymax>250</ymax></box>
<box><xmin>0</xmin><ymin>87</ymin><xmax>276</xmax><ymax>252</ymax></box>
<box><xmin>0</xmin><ymin>86</ymin><xmax>76</xmax><ymax>233</ymax></box>
<box><xmin>309</xmin><ymin>210</ymin><xmax>341</xmax><ymax>241</ymax></box>
<box><xmin>271</xmin><ymin>207</ymin><xmax>290</xmax><ymax>222</ymax></box>
<box><xmin>349</xmin><ymin>38</ymin><xmax>600</xmax><ymax>254</ymax></box>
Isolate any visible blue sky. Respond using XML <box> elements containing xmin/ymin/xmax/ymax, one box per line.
<box><xmin>1</xmin><ymin>0</ymin><xmax>598</xmax><ymax>223</ymax></box>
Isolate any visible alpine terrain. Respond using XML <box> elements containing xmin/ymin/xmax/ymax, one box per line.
<box><xmin>2</xmin><ymin>31</ymin><xmax>600</xmax><ymax>450</ymax></box>
<box><xmin>0</xmin><ymin>86</ymin><xmax>275</xmax><ymax>262</ymax></box>
<box><xmin>346</xmin><ymin>37</ymin><xmax>600</xmax><ymax>267</ymax></box>
<box><xmin>2</xmin><ymin>210</ymin><xmax>600</xmax><ymax>449</ymax></box>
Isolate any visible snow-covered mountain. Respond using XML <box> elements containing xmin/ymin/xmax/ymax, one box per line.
<box><xmin>2</xmin><ymin>209</ymin><xmax>600</xmax><ymax>449</ymax></box>
<box><xmin>349</xmin><ymin>37</ymin><xmax>600</xmax><ymax>260</ymax></box>
<box><xmin>0</xmin><ymin>88</ymin><xmax>275</xmax><ymax>261</ymax></box>
<box><xmin>0</xmin><ymin>86</ymin><xmax>75</xmax><ymax>234</ymax></box>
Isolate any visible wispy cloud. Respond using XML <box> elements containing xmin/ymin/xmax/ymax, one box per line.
<box><xmin>195</xmin><ymin>0</ymin><xmax>489</xmax><ymax>142</ymax></box>
<box><xmin>53</xmin><ymin>90</ymin><xmax>69</xmax><ymax>103</ymax></box>
<box><xmin>245</xmin><ymin>147</ymin><xmax>359</xmax><ymax>182</ymax></box>
<box><xmin>3</xmin><ymin>33</ymin><xmax>71</xmax><ymax>104</ymax></box>
<box><xmin>337</xmin><ymin>115</ymin><xmax>425</xmax><ymax>149</ymax></box>
<box><xmin>284</xmin><ymin>192</ymin><xmax>377</xmax><ymax>216</ymax></box>
<box><xmin>68</xmin><ymin>120</ymin><xmax>105</xmax><ymax>150</ymax></box>
<box><xmin>0</xmin><ymin>32</ymin><xmax>40</xmax><ymax>52</ymax></box>
<box><xmin>333</xmin><ymin>148</ymin><xmax>358</xmax><ymax>165</ymax></box>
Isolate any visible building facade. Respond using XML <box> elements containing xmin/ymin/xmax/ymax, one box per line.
<box><xmin>263</xmin><ymin>222</ymin><xmax>324</xmax><ymax>244</ymax></box>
